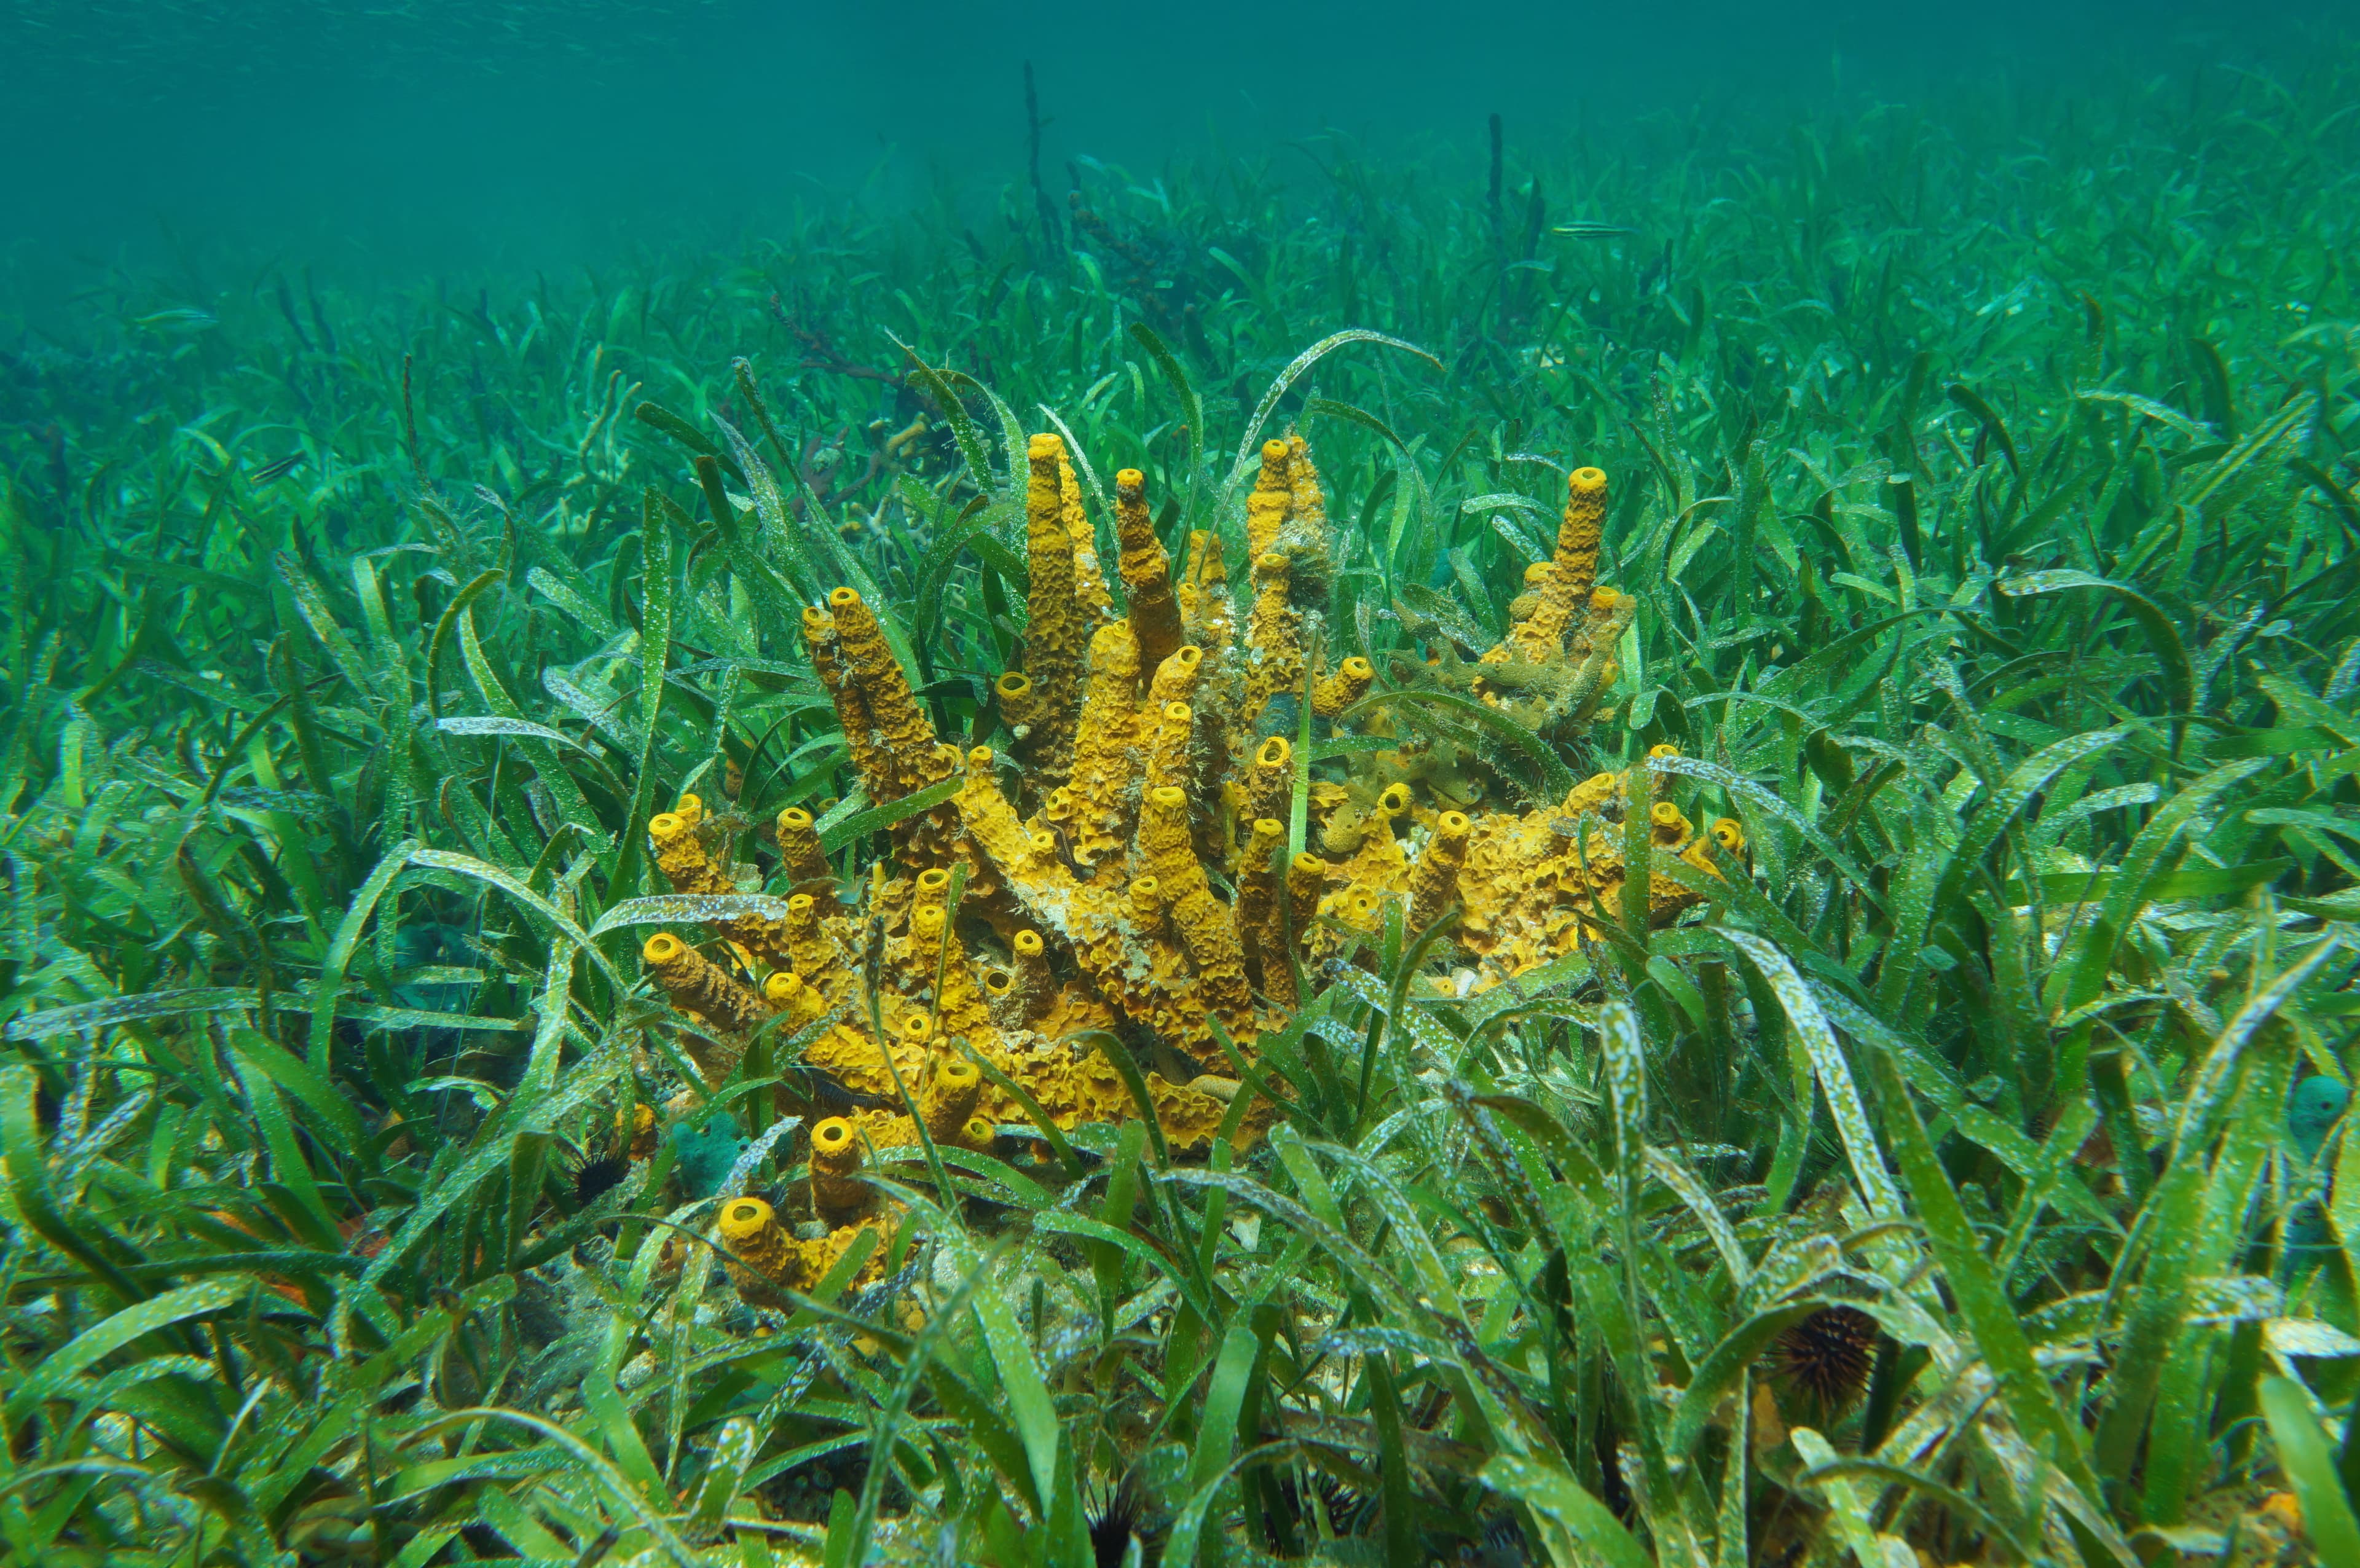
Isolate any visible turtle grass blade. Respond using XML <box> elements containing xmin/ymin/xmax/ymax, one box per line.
<box><xmin>634</xmin><ymin>398</ymin><xmax>737</xmax><ymax>477</ymax></box>
<box><xmin>6</xmin><ymin>1277</ymin><xmax>253</xmax><ymax>1417</ymax></box>
<box><xmin>1307</xmin><ymin>394</ymin><xmax>1409</xmax><ymax>456</ymax></box>
<box><xmin>588</xmin><ymin>894</ymin><xmax>799</xmax><ymax>937</ymax></box>
<box><xmin>364</xmin><ymin>1051</ymin><xmax>624</xmax><ymax>1286</ymax></box>
<box><xmin>2259</xmin><ymin>1377</ymin><xmax>2360</xmax><ymax>1564</ymax></box>
<box><xmin>959</xmin><ymin>1047</ymin><xmax>1085</xmax><ymax>1180</ymax></box>
<box><xmin>714</xmin><ymin>414</ymin><xmax>820</xmax><ymax>602</ymax></box>
<box><xmin>1996</xmin><ymin>571</ymin><xmax>2192</xmax><ymax>755</ymax></box>
<box><xmin>913</xmin><ymin>497</ymin><xmax>1019</xmax><ymax>651</ymax></box>
<box><xmin>403</xmin><ymin>847</ymin><xmax>623</xmax><ymax>987</ymax></box>
<box><xmin>1222</xmin><ymin>329</ymin><xmax>1441</xmax><ymax>513</ymax></box>
<box><xmin>816</xmin><ymin>774</ymin><xmax>962</xmax><ymax>853</ymax></box>
<box><xmin>1861</xmin><ymin>1044</ymin><xmax>2102</xmax><ymax>1502</ymax></box>
<box><xmin>1129</xmin><ymin>321</ymin><xmax>1205</xmax><ymax>483</ymax></box>
<box><xmin>1482</xmin><ymin>1453</ymin><xmax>1651</xmax><ymax>1568</ymax></box>
<box><xmin>1654</xmin><ymin>755</ymin><xmax>1886</xmax><ymax>907</ymax></box>
<box><xmin>1895</xmin><ymin>724</ymin><xmax>2133</xmax><ymax>1013</ymax></box>
<box><xmin>2093</xmin><ymin>938</ymin><xmax>2342</xmax><ymax>1479</ymax></box>
<box><xmin>2045</xmin><ymin>757</ymin><xmax>2269</xmax><ymax>1021</ymax></box>
<box><xmin>894</xmin><ymin>337</ymin><xmax>1000</xmax><ymax>496</ymax></box>
<box><xmin>1946</xmin><ymin>382</ymin><xmax>2020</xmax><ymax>474</ymax></box>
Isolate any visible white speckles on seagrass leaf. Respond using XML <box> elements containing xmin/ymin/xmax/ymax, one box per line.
<box><xmin>589</xmin><ymin>895</ymin><xmax>800</xmax><ymax>936</ymax></box>
<box><xmin>1717</xmin><ymin>927</ymin><xmax>1903</xmax><ymax>1223</ymax></box>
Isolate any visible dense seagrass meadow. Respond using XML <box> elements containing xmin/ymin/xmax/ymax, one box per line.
<box><xmin>11</xmin><ymin>48</ymin><xmax>2360</xmax><ymax>1568</ymax></box>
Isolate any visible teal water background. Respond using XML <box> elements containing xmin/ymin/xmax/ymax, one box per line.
<box><xmin>0</xmin><ymin>0</ymin><xmax>2324</xmax><ymax>299</ymax></box>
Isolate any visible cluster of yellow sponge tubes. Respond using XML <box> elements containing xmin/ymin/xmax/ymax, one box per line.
<box><xmin>632</xmin><ymin>431</ymin><xmax>1744</xmax><ymax>1304</ymax></box>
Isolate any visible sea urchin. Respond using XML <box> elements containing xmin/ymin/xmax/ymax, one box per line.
<box><xmin>1773</xmin><ymin>1304</ymin><xmax>1879</xmax><ymax>1414</ymax></box>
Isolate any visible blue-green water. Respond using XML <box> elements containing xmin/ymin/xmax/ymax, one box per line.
<box><xmin>0</xmin><ymin>0</ymin><xmax>2318</xmax><ymax>291</ymax></box>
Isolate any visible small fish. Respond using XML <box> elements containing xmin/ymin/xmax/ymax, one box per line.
<box><xmin>130</xmin><ymin>307</ymin><xmax>219</xmax><ymax>332</ymax></box>
<box><xmin>2290</xmin><ymin>1073</ymin><xmax>2350</xmax><ymax>1162</ymax></box>
<box><xmin>2284</xmin><ymin>1074</ymin><xmax>2350</xmax><ymax>1274</ymax></box>
<box><xmin>1551</xmin><ymin>222</ymin><xmax>1634</xmax><ymax>240</ymax></box>
<box><xmin>249</xmin><ymin>453</ymin><xmax>305</xmax><ymax>484</ymax></box>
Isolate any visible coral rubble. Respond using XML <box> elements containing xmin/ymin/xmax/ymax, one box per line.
<box><xmin>637</xmin><ymin>436</ymin><xmax>1744</xmax><ymax>1306</ymax></box>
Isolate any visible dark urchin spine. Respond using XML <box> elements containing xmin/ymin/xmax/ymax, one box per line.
<box><xmin>573</xmin><ymin>1151</ymin><xmax>629</xmax><ymax>1208</ymax></box>
<box><xmin>1087</xmin><ymin>1474</ymin><xmax>1152</xmax><ymax>1568</ymax></box>
<box><xmin>1773</xmin><ymin>1304</ymin><xmax>1879</xmax><ymax>1413</ymax></box>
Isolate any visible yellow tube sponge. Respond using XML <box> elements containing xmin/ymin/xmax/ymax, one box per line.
<box><xmin>762</xmin><ymin>971</ymin><xmax>828</xmax><ymax>1025</ymax></box>
<box><xmin>828</xmin><ymin>584</ymin><xmax>928</xmax><ymax>757</ymax></box>
<box><xmin>910</xmin><ymin>903</ymin><xmax>991</xmax><ymax>1042</ymax></box>
<box><xmin>1563</xmin><ymin>770</ymin><xmax>1622</xmax><ymax>820</ymax></box>
<box><xmin>1114</xmin><ymin>468</ymin><xmax>1184</xmax><ymax>670</ymax></box>
<box><xmin>1146</xmin><ymin>700</ymin><xmax>1197</xmax><ymax>795</ymax></box>
<box><xmin>1135</xmin><ymin>786</ymin><xmax>1202</xmax><ymax>903</ymax></box>
<box><xmin>1440</xmin><ymin>762</ymin><xmax>1727</xmax><ymax>981</ymax></box>
<box><xmin>827</xmin><ymin>587</ymin><xmax>956</xmax><ymax>817</ymax></box>
<box><xmin>718</xmin><ymin>1196</ymin><xmax>796</xmax><ymax>1308</ymax></box>
<box><xmin>1009</xmin><ymin>928</ymin><xmax>1053</xmax><ymax>1022</ymax></box>
<box><xmin>1246</xmin><ymin>437</ymin><xmax>1293</xmax><ymax>560</ymax></box>
<box><xmin>1410</xmin><ymin>464</ymin><xmax>1642</xmax><ymax>757</ymax></box>
<box><xmin>783</xmin><ymin>893</ymin><xmax>848</xmax><ymax>998</ymax></box>
<box><xmin>920</xmin><ymin>1057</ymin><xmax>983</xmax><ymax>1143</ymax></box>
<box><xmin>1139</xmin><ymin>785</ymin><xmax>1253</xmax><ymax>1028</ymax></box>
<box><xmin>1552</xmin><ymin>466</ymin><xmax>1608</xmax><ymax>602</ymax></box>
<box><xmin>793</xmin><ymin>1217</ymin><xmax>898</xmax><ymax>1290</ymax></box>
<box><xmin>647</xmin><ymin>805</ymin><xmax>800</xmax><ymax>968</ymax></box>
<box><xmin>981</xmin><ymin>965</ymin><xmax>1022</xmax><ymax>1027</ymax></box>
<box><xmin>623</xmin><ymin>1102</ymin><xmax>658</xmax><ymax>1159</ymax></box>
<box><xmin>1244</xmin><ymin>551</ymin><xmax>1304</xmax><ymax>719</ymax></box>
<box><xmin>809</xmin><ymin>1116</ymin><xmax>869</xmax><ymax>1220</ymax></box>
<box><xmin>1286</xmin><ymin>852</ymin><xmax>1329</xmax><ymax>939</ymax></box>
<box><xmin>1151</xmin><ymin>1077</ymin><xmax>1246</xmax><ymax>1150</ymax></box>
<box><xmin>774</xmin><ymin>806</ymin><xmax>831</xmax><ymax>885</ymax></box>
<box><xmin>1146</xmin><ymin>642</ymin><xmax>1205</xmax><ymax>708</ymax></box>
<box><xmin>1065</xmin><ymin>621</ymin><xmax>1144</xmax><ymax>871</ymax></box>
<box><xmin>1234</xmin><ymin>816</ymin><xmax>1285</xmax><ymax>986</ymax></box>
<box><xmin>802</xmin><ymin>605</ymin><xmax>887</xmax><ymax>796</ymax></box>
<box><xmin>1241</xmin><ymin>737</ymin><xmax>1294</xmax><ymax>838</ymax></box>
<box><xmin>1409</xmin><ymin>810</ymin><xmax>1471</xmax><ymax>932</ymax></box>
<box><xmin>1324</xmin><ymin>782</ymin><xmax>1409</xmax><ymax>879</ymax></box>
<box><xmin>648</xmin><ymin>810</ymin><xmax>733</xmax><ymax>897</ymax></box>
<box><xmin>1283</xmin><ymin>433</ymin><xmax>1332</xmax><ymax>567</ymax></box>
<box><xmin>1129</xmin><ymin>874</ymin><xmax>1166</xmax><ymax>931</ymax></box>
<box><xmin>1179</xmin><ymin>530</ymin><xmax>1233</xmax><ymax>659</ymax></box>
<box><xmin>1643</xmin><ymin>743</ymin><xmax>1683</xmax><ymax>799</ymax></box>
<box><xmin>1312</xmin><ymin>656</ymin><xmax>1374</xmax><ymax>721</ymax></box>
<box><xmin>996</xmin><ymin>671</ymin><xmax>1039</xmax><ymax>731</ymax></box>
<box><xmin>1508</xmin><ymin>465</ymin><xmax>1608</xmax><ymax>661</ymax></box>
<box><xmin>632</xmin><ymin>435</ymin><xmax>1753</xmax><ymax>1191</ymax></box>
<box><xmin>1017</xmin><ymin>433</ymin><xmax>1087</xmax><ymax>772</ymax></box>
<box><xmin>642</xmin><ymin>932</ymin><xmax>771</xmax><ymax>1041</ymax></box>
<box><xmin>1682</xmin><ymin>817</ymin><xmax>1744</xmax><ymax>879</ymax></box>
<box><xmin>954</xmin><ymin>748</ymin><xmax>1069</xmax><ymax>900</ymax></box>
<box><xmin>1557</xmin><ymin>588</ymin><xmax>1635</xmax><ymax>722</ymax></box>
<box><xmin>1058</xmin><ymin>447</ymin><xmax>1114</xmax><ymax>621</ymax></box>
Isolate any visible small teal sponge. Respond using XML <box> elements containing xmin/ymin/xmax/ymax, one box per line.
<box><xmin>672</xmin><ymin>1113</ymin><xmax>747</xmax><ymax>1199</ymax></box>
